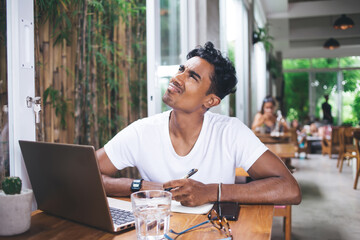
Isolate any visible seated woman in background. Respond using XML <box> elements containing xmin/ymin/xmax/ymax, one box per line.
<box><xmin>251</xmin><ymin>96</ymin><xmax>288</xmax><ymax>133</ymax></box>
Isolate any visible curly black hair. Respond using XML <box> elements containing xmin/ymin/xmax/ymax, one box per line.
<box><xmin>187</xmin><ymin>41</ymin><xmax>237</xmax><ymax>99</ymax></box>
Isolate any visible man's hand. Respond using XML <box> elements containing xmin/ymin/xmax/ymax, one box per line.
<box><xmin>163</xmin><ymin>179</ymin><xmax>216</xmax><ymax>207</ymax></box>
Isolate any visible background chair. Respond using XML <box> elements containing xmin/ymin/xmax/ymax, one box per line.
<box><xmin>353</xmin><ymin>130</ymin><xmax>360</xmax><ymax>189</ymax></box>
<box><xmin>321</xmin><ymin>126</ymin><xmax>339</xmax><ymax>158</ymax></box>
<box><xmin>290</xmin><ymin>128</ymin><xmax>308</xmax><ymax>159</ymax></box>
<box><xmin>338</xmin><ymin>127</ymin><xmax>357</xmax><ymax>172</ymax></box>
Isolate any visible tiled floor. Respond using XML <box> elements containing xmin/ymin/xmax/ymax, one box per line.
<box><xmin>271</xmin><ymin>154</ymin><xmax>360</xmax><ymax>240</ymax></box>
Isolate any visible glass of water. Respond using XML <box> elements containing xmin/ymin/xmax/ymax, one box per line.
<box><xmin>131</xmin><ymin>190</ymin><xmax>172</xmax><ymax>240</ymax></box>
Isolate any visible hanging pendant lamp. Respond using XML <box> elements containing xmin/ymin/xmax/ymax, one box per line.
<box><xmin>323</xmin><ymin>38</ymin><xmax>340</xmax><ymax>50</ymax></box>
<box><xmin>333</xmin><ymin>14</ymin><xmax>354</xmax><ymax>30</ymax></box>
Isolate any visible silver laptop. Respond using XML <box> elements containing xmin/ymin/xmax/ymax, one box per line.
<box><xmin>19</xmin><ymin>140</ymin><xmax>135</xmax><ymax>233</ymax></box>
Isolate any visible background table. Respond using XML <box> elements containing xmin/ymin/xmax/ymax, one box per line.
<box><xmin>265</xmin><ymin>143</ymin><xmax>297</xmax><ymax>159</ymax></box>
<box><xmin>255</xmin><ymin>132</ymin><xmax>292</xmax><ymax>144</ymax></box>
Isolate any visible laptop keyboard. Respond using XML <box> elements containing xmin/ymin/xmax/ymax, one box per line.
<box><xmin>109</xmin><ymin>207</ymin><xmax>135</xmax><ymax>225</ymax></box>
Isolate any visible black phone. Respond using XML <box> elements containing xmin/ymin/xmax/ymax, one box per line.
<box><xmin>213</xmin><ymin>202</ymin><xmax>240</xmax><ymax>221</ymax></box>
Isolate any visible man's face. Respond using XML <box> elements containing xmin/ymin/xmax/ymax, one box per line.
<box><xmin>162</xmin><ymin>56</ymin><xmax>216</xmax><ymax>113</ymax></box>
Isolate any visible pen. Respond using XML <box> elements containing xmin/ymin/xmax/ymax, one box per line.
<box><xmin>182</xmin><ymin>168</ymin><xmax>198</xmax><ymax>179</ymax></box>
<box><xmin>165</xmin><ymin>168</ymin><xmax>198</xmax><ymax>191</ymax></box>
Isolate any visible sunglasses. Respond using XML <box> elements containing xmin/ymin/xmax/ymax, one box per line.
<box><xmin>164</xmin><ymin>208</ymin><xmax>233</xmax><ymax>240</ymax></box>
<box><xmin>263</xmin><ymin>97</ymin><xmax>274</xmax><ymax>103</ymax></box>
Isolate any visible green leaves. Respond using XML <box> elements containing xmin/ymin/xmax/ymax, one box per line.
<box><xmin>284</xmin><ymin>57</ymin><xmax>360</xmax><ymax>126</ymax></box>
<box><xmin>352</xmin><ymin>92</ymin><xmax>360</xmax><ymax>125</ymax></box>
<box><xmin>253</xmin><ymin>24</ymin><xmax>274</xmax><ymax>52</ymax></box>
<box><xmin>35</xmin><ymin>0</ymin><xmax>147</xmax><ymax>146</ymax></box>
<box><xmin>43</xmin><ymin>86</ymin><xmax>68</xmax><ymax>129</ymax></box>
<box><xmin>37</xmin><ymin>0</ymin><xmax>76</xmax><ymax>46</ymax></box>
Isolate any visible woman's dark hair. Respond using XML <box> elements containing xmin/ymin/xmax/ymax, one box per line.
<box><xmin>187</xmin><ymin>41</ymin><xmax>237</xmax><ymax>99</ymax></box>
<box><xmin>260</xmin><ymin>95</ymin><xmax>276</xmax><ymax>114</ymax></box>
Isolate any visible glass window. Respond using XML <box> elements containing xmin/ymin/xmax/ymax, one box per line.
<box><xmin>284</xmin><ymin>72</ymin><xmax>309</xmax><ymax>123</ymax></box>
<box><xmin>160</xmin><ymin>0</ymin><xmax>181</xmax><ymax>65</ymax></box>
<box><xmin>152</xmin><ymin>0</ymin><xmax>183</xmax><ymax>114</ymax></box>
<box><xmin>313</xmin><ymin>72</ymin><xmax>338</xmax><ymax>124</ymax></box>
<box><xmin>225</xmin><ymin>0</ymin><xmax>248</xmax><ymax>119</ymax></box>
<box><xmin>339</xmin><ymin>56</ymin><xmax>360</xmax><ymax>68</ymax></box>
<box><xmin>342</xmin><ymin>70</ymin><xmax>360</xmax><ymax>125</ymax></box>
<box><xmin>253</xmin><ymin>43</ymin><xmax>266</xmax><ymax>113</ymax></box>
<box><xmin>311</xmin><ymin>58</ymin><xmax>338</xmax><ymax>68</ymax></box>
<box><xmin>343</xmin><ymin>69</ymin><xmax>360</xmax><ymax>92</ymax></box>
<box><xmin>283</xmin><ymin>58</ymin><xmax>310</xmax><ymax>70</ymax></box>
<box><xmin>342</xmin><ymin>91</ymin><xmax>357</xmax><ymax>125</ymax></box>
<box><xmin>157</xmin><ymin>65</ymin><xmax>178</xmax><ymax>112</ymax></box>
<box><xmin>0</xmin><ymin>0</ymin><xmax>9</xmax><ymax>182</ymax></box>
<box><xmin>283</xmin><ymin>57</ymin><xmax>360</xmax><ymax>126</ymax></box>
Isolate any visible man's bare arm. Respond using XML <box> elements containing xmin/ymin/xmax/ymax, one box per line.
<box><xmin>222</xmin><ymin>150</ymin><xmax>301</xmax><ymax>204</ymax></box>
<box><xmin>163</xmin><ymin>150</ymin><xmax>301</xmax><ymax>206</ymax></box>
<box><xmin>96</xmin><ymin>148</ymin><xmax>162</xmax><ymax>196</ymax></box>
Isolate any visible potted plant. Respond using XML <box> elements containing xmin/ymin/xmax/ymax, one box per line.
<box><xmin>252</xmin><ymin>24</ymin><xmax>274</xmax><ymax>52</ymax></box>
<box><xmin>0</xmin><ymin>177</ymin><xmax>33</xmax><ymax>236</ymax></box>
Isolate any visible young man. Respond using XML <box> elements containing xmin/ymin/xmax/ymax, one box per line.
<box><xmin>97</xmin><ymin>42</ymin><xmax>301</xmax><ymax>207</ymax></box>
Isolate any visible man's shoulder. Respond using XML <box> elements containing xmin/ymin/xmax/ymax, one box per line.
<box><xmin>206</xmin><ymin>111</ymin><xmax>246</xmax><ymax>128</ymax></box>
<box><xmin>131</xmin><ymin>111</ymin><xmax>170</xmax><ymax>128</ymax></box>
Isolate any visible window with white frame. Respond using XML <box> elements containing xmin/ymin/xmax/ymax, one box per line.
<box><xmin>147</xmin><ymin>0</ymin><xmax>187</xmax><ymax>116</ymax></box>
<box><xmin>147</xmin><ymin>0</ymin><xmax>245</xmax><ymax>117</ymax></box>
<box><xmin>223</xmin><ymin>0</ymin><xmax>250</xmax><ymax>124</ymax></box>
<box><xmin>251</xmin><ymin>0</ymin><xmax>267</xmax><ymax>118</ymax></box>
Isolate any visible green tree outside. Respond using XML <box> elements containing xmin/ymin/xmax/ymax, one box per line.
<box><xmin>283</xmin><ymin>57</ymin><xmax>360</xmax><ymax>126</ymax></box>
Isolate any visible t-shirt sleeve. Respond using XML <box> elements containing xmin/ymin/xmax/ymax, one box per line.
<box><xmin>232</xmin><ymin>120</ymin><xmax>268</xmax><ymax>171</ymax></box>
<box><xmin>103</xmin><ymin>121</ymin><xmax>141</xmax><ymax>170</ymax></box>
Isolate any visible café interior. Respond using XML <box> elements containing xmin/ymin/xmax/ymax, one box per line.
<box><xmin>1</xmin><ymin>0</ymin><xmax>360</xmax><ymax>239</ymax></box>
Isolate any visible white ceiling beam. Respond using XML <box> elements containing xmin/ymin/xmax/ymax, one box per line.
<box><xmin>282</xmin><ymin>45</ymin><xmax>360</xmax><ymax>59</ymax></box>
<box><xmin>268</xmin><ymin>0</ymin><xmax>360</xmax><ymax>19</ymax></box>
<box><xmin>260</xmin><ymin>0</ymin><xmax>287</xmax><ymax>15</ymax></box>
<box><xmin>290</xmin><ymin>37</ymin><xmax>360</xmax><ymax>48</ymax></box>
<box><xmin>268</xmin><ymin>19</ymin><xmax>289</xmax><ymax>39</ymax></box>
<box><xmin>290</xmin><ymin>28</ymin><xmax>359</xmax><ymax>41</ymax></box>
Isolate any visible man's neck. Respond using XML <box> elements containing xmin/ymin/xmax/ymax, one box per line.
<box><xmin>170</xmin><ymin>110</ymin><xmax>205</xmax><ymax>138</ymax></box>
<box><xmin>168</xmin><ymin>110</ymin><xmax>206</xmax><ymax>156</ymax></box>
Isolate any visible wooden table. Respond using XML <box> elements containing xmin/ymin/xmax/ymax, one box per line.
<box><xmin>255</xmin><ymin>132</ymin><xmax>292</xmax><ymax>144</ymax></box>
<box><xmin>236</xmin><ymin>144</ymin><xmax>297</xmax><ymax>175</ymax></box>
<box><xmin>266</xmin><ymin>143</ymin><xmax>297</xmax><ymax>159</ymax></box>
<box><xmin>0</xmin><ymin>204</ymin><xmax>274</xmax><ymax>240</ymax></box>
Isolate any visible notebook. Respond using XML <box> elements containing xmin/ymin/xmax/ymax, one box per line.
<box><xmin>19</xmin><ymin>140</ymin><xmax>135</xmax><ymax>233</ymax></box>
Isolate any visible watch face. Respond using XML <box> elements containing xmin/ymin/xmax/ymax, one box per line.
<box><xmin>131</xmin><ymin>179</ymin><xmax>143</xmax><ymax>192</ymax></box>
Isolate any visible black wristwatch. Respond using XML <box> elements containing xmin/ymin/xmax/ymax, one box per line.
<box><xmin>131</xmin><ymin>179</ymin><xmax>144</xmax><ymax>192</ymax></box>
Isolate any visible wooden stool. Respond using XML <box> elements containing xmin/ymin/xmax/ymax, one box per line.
<box><xmin>274</xmin><ymin>205</ymin><xmax>292</xmax><ymax>240</ymax></box>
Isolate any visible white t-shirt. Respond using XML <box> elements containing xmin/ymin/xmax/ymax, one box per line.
<box><xmin>104</xmin><ymin>110</ymin><xmax>268</xmax><ymax>184</ymax></box>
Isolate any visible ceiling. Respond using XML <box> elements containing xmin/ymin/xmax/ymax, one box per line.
<box><xmin>260</xmin><ymin>0</ymin><xmax>360</xmax><ymax>59</ymax></box>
